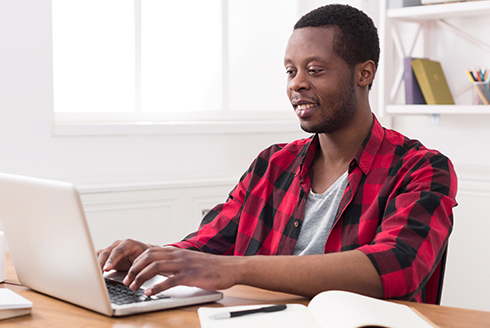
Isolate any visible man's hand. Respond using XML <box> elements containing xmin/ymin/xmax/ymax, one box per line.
<box><xmin>97</xmin><ymin>239</ymin><xmax>151</xmax><ymax>272</ymax></box>
<box><xmin>122</xmin><ymin>247</ymin><xmax>239</xmax><ymax>297</ymax></box>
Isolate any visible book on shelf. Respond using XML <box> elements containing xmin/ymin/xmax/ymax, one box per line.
<box><xmin>198</xmin><ymin>290</ymin><xmax>437</xmax><ymax>328</ymax></box>
<box><xmin>404</xmin><ymin>57</ymin><xmax>426</xmax><ymax>104</ymax></box>
<box><xmin>411</xmin><ymin>58</ymin><xmax>455</xmax><ymax>105</ymax></box>
<box><xmin>0</xmin><ymin>289</ymin><xmax>32</xmax><ymax>320</ymax></box>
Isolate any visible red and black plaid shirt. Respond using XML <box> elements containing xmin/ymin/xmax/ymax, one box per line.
<box><xmin>170</xmin><ymin>116</ymin><xmax>457</xmax><ymax>304</ymax></box>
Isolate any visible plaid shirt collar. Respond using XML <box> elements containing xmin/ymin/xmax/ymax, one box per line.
<box><xmin>352</xmin><ymin>116</ymin><xmax>384</xmax><ymax>175</ymax></box>
<box><xmin>298</xmin><ymin>114</ymin><xmax>384</xmax><ymax>181</ymax></box>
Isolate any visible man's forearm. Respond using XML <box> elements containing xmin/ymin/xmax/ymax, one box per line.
<box><xmin>233</xmin><ymin>250</ymin><xmax>383</xmax><ymax>298</ymax></box>
<box><xmin>115</xmin><ymin>245</ymin><xmax>384</xmax><ymax>299</ymax></box>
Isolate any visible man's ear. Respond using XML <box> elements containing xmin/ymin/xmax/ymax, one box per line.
<box><xmin>357</xmin><ymin>60</ymin><xmax>376</xmax><ymax>87</ymax></box>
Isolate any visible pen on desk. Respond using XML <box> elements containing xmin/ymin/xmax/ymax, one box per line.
<box><xmin>209</xmin><ymin>304</ymin><xmax>287</xmax><ymax>320</ymax></box>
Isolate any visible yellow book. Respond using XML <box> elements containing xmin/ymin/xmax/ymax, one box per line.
<box><xmin>411</xmin><ymin>59</ymin><xmax>455</xmax><ymax>105</ymax></box>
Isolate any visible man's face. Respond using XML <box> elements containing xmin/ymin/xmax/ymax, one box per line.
<box><xmin>284</xmin><ymin>27</ymin><xmax>358</xmax><ymax>134</ymax></box>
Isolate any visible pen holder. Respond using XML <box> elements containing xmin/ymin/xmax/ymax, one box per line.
<box><xmin>472</xmin><ymin>81</ymin><xmax>490</xmax><ymax>105</ymax></box>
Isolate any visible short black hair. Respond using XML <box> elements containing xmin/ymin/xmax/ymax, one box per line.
<box><xmin>294</xmin><ymin>4</ymin><xmax>380</xmax><ymax>89</ymax></box>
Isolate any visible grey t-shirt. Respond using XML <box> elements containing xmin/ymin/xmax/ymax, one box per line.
<box><xmin>292</xmin><ymin>172</ymin><xmax>348</xmax><ymax>256</ymax></box>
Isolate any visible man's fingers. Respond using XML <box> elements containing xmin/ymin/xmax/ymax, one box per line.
<box><xmin>124</xmin><ymin>250</ymin><xmax>179</xmax><ymax>290</ymax></box>
<box><xmin>97</xmin><ymin>248</ymin><xmax>111</xmax><ymax>269</ymax></box>
<box><xmin>97</xmin><ymin>239</ymin><xmax>123</xmax><ymax>270</ymax></box>
<box><xmin>144</xmin><ymin>276</ymin><xmax>182</xmax><ymax>297</ymax></box>
<box><xmin>118</xmin><ymin>247</ymin><xmax>235</xmax><ymax>296</ymax></box>
<box><xmin>97</xmin><ymin>239</ymin><xmax>148</xmax><ymax>272</ymax></box>
<box><xmin>103</xmin><ymin>242</ymin><xmax>128</xmax><ymax>271</ymax></box>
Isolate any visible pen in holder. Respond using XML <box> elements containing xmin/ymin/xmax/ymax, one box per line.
<box><xmin>472</xmin><ymin>81</ymin><xmax>490</xmax><ymax>105</ymax></box>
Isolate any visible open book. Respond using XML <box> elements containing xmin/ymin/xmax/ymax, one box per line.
<box><xmin>198</xmin><ymin>290</ymin><xmax>436</xmax><ymax>328</ymax></box>
<box><xmin>0</xmin><ymin>289</ymin><xmax>32</xmax><ymax>320</ymax></box>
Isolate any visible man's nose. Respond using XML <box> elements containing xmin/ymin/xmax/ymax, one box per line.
<box><xmin>289</xmin><ymin>71</ymin><xmax>311</xmax><ymax>92</ymax></box>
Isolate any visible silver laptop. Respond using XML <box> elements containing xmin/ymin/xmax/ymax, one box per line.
<box><xmin>0</xmin><ymin>173</ymin><xmax>223</xmax><ymax>316</ymax></box>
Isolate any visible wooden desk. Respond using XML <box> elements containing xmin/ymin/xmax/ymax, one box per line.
<box><xmin>3</xmin><ymin>252</ymin><xmax>490</xmax><ymax>327</ymax></box>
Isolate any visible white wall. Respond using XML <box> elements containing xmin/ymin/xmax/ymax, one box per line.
<box><xmin>1</xmin><ymin>0</ymin><xmax>488</xmax><ymax>312</ymax></box>
<box><xmin>0</xmin><ymin>0</ymin><xmax>304</xmax><ymax>186</ymax></box>
<box><xmin>0</xmin><ymin>0</ymin><xmax>307</xmax><ymax>247</ymax></box>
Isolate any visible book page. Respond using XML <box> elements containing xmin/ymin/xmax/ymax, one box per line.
<box><xmin>198</xmin><ymin>304</ymin><xmax>322</xmax><ymax>328</ymax></box>
<box><xmin>308</xmin><ymin>291</ymin><xmax>435</xmax><ymax>328</ymax></box>
<box><xmin>0</xmin><ymin>289</ymin><xmax>32</xmax><ymax>310</ymax></box>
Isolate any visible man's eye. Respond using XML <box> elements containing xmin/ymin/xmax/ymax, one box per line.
<box><xmin>309</xmin><ymin>69</ymin><xmax>322</xmax><ymax>74</ymax></box>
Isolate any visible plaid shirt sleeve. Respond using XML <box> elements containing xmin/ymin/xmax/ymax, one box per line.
<box><xmin>167</xmin><ymin>140</ymin><xmax>314</xmax><ymax>255</ymax></box>
<box><xmin>333</xmin><ymin>119</ymin><xmax>457</xmax><ymax>303</ymax></box>
<box><xmin>356</xmin><ymin>149</ymin><xmax>457</xmax><ymax>302</ymax></box>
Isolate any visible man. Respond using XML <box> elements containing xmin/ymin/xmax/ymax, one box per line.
<box><xmin>98</xmin><ymin>4</ymin><xmax>457</xmax><ymax>304</ymax></box>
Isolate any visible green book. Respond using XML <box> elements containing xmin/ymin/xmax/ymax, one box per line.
<box><xmin>411</xmin><ymin>59</ymin><xmax>455</xmax><ymax>105</ymax></box>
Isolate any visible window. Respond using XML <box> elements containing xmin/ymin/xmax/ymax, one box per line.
<box><xmin>52</xmin><ymin>0</ymin><xmax>300</xmax><ymax>122</ymax></box>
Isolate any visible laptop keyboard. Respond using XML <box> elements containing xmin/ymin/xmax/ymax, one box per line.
<box><xmin>105</xmin><ymin>279</ymin><xmax>170</xmax><ymax>305</ymax></box>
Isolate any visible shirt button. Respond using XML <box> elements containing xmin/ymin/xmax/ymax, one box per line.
<box><xmin>293</xmin><ymin>220</ymin><xmax>300</xmax><ymax>228</ymax></box>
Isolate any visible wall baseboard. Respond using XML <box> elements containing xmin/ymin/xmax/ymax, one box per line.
<box><xmin>79</xmin><ymin>178</ymin><xmax>236</xmax><ymax>250</ymax></box>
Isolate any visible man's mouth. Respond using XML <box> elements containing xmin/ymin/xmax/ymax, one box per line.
<box><xmin>297</xmin><ymin>104</ymin><xmax>316</xmax><ymax>110</ymax></box>
<box><xmin>295</xmin><ymin>103</ymin><xmax>318</xmax><ymax>118</ymax></box>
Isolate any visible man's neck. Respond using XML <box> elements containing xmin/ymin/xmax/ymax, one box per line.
<box><xmin>317</xmin><ymin>111</ymin><xmax>373</xmax><ymax>167</ymax></box>
<box><xmin>311</xmin><ymin>109</ymin><xmax>373</xmax><ymax>194</ymax></box>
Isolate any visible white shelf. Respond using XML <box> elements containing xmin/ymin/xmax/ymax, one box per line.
<box><xmin>381</xmin><ymin>0</ymin><xmax>490</xmax><ymax>118</ymax></box>
<box><xmin>388</xmin><ymin>1</ymin><xmax>490</xmax><ymax>22</ymax></box>
<box><xmin>386</xmin><ymin>105</ymin><xmax>490</xmax><ymax>115</ymax></box>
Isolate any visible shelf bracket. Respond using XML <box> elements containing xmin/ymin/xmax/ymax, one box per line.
<box><xmin>437</xmin><ymin>19</ymin><xmax>490</xmax><ymax>54</ymax></box>
<box><xmin>388</xmin><ymin>23</ymin><xmax>423</xmax><ymax>103</ymax></box>
<box><xmin>431</xmin><ymin>114</ymin><xmax>440</xmax><ymax>124</ymax></box>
